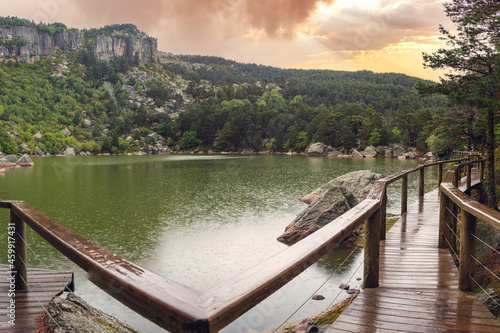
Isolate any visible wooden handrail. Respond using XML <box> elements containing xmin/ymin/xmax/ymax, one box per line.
<box><xmin>3</xmin><ymin>156</ymin><xmax>481</xmax><ymax>332</ymax></box>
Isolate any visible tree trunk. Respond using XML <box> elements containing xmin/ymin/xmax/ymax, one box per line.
<box><xmin>485</xmin><ymin>107</ymin><xmax>497</xmax><ymax>210</ymax></box>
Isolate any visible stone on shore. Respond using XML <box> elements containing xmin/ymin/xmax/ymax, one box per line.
<box><xmin>17</xmin><ymin>154</ymin><xmax>34</xmax><ymax>166</ymax></box>
<box><xmin>63</xmin><ymin>147</ymin><xmax>76</xmax><ymax>156</ymax></box>
<box><xmin>363</xmin><ymin>146</ymin><xmax>378</xmax><ymax>157</ymax></box>
<box><xmin>351</xmin><ymin>149</ymin><xmax>363</xmax><ymax>158</ymax></box>
<box><xmin>306</xmin><ymin>142</ymin><xmax>331</xmax><ymax>156</ymax></box>
<box><xmin>39</xmin><ymin>293</ymin><xmax>142</xmax><ymax>333</ymax></box>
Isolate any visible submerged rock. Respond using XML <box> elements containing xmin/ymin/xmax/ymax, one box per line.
<box><xmin>39</xmin><ymin>293</ymin><xmax>142</xmax><ymax>333</ymax></box>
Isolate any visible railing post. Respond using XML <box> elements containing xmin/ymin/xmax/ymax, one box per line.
<box><xmin>419</xmin><ymin>167</ymin><xmax>425</xmax><ymax>197</ymax></box>
<box><xmin>364</xmin><ymin>209</ymin><xmax>380</xmax><ymax>288</ymax></box>
<box><xmin>480</xmin><ymin>160</ymin><xmax>484</xmax><ymax>180</ymax></box>
<box><xmin>453</xmin><ymin>168</ymin><xmax>460</xmax><ymax>188</ymax></box>
<box><xmin>466</xmin><ymin>163</ymin><xmax>472</xmax><ymax>188</ymax></box>
<box><xmin>438</xmin><ymin>190</ymin><xmax>449</xmax><ymax>249</ymax></box>
<box><xmin>401</xmin><ymin>175</ymin><xmax>408</xmax><ymax>215</ymax></box>
<box><xmin>459</xmin><ymin>210</ymin><xmax>476</xmax><ymax>291</ymax></box>
<box><xmin>438</xmin><ymin>163</ymin><xmax>443</xmax><ymax>187</ymax></box>
<box><xmin>11</xmin><ymin>211</ymin><xmax>28</xmax><ymax>290</ymax></box>
<box><xmin>380</xmin><ymin>187</ymin><xmax>387</xmax><ymax>241</ymax></box>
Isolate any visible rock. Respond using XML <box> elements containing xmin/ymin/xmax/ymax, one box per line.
<box><xmin>3</xmin><ymin>155</ymin><xmax>18</xmax><ymax>163</ymax></box>
<box><xmin>83</xmin><ymin>118</ymin><xmax>92</xmax><ymax>127</ymax></box>
<box><xmin>0</xmin><ymin>26</ymin><xmax>83</xmax><ymax>62</ymax></box>
<box><xmin>33</xmin><ymin>131</ymin><xmax>43</xmax><ymax>140</ymax></box>
<box><xmin>347</xmin><ymin>289</ymin><xmax>360</xmax><ymax>295</ymax></box>
<box><xmin>278</xmin><ymin>186</ymin><xmax>359</xmax><ymax>244</ymax></box>
<box><xmin>424</xmin><ymin>151</ymin><xmax>437</xmax><ymax>161</ymax></box>
<box><xmin>301</xmin><ymin>170</ymin><xmax>385</xmax><ymax>204</ymax></box>
<box><xmin>477</xmin><ymin>288</ymin><xmax>500</xmax><ymax>317</ymax></box>
<box><xmin>36</xmin><ymin>147</ymin><xmax>45</xmax><ymax>156</ymax></box>
<box><xmin>375</xmin><ymin>146</ymin><xmax>386</xmax><ymax>154</ymax></box>
<box><xmin>476</xmin><ymin>223</ymin><xmax>500</xmax><ymax>257</ymax></box>
<box><xmin>363</xmin><ymin>145</ymin><xmax>378</xmax><ymax>157</ymax></box>
<box><xmin>328</xmin><ymin>149</ymin><xmax>343</xmax><ymax>156</ymax></box>
<box><xmin>385</xmin><ymin>149</ymin><xmax>393</xmax><ymax>158</ymax></box>
<box><xmin>38</xmin><ymin>293</ymin><xmax>141</xmax><ymax>333</ymax></box>
<box><xmin>16</xmin><ymin>154</ymin><xmax>34</xmax><ymax>167</ymax></box>
<box><xmin>306</xmin><ymin>142</ymin><xmax>331</xmax><ymax>156</ymax></box>
<box><xmin>392</xmin><ymin>144</ymin><xmax>405</xmax><ymax>157</ymax></box>
<box><xmin>91</xmin><ymin>34</ymin><xmax>158</xmax><ymax>64</ymax></box>
<box><xmin>351</xmin><ymin>149</ymin><xmax>363</xmax><ymax>158</ymax></box>
<box><xmin>102</xmin><ymin>128</ymin><xmax>109</xmax><ymax>135</ymax></box>
<box><xmin>339</xmin><ymin>284</ymin><xmax>350</xmax><ymax>290</ymax></box>
<box><xmin>63</xmin><ymin>127</ymin><xmax>72</xmax><ymax>137</ymax></box>
<box><xmin>403</xmin><ymin>151</ymin><xmax>416</xmax><ymax>159</ymax></box>
<box><xmin>63</xmin><ymin>147</ymin><xmax>76</xmax><ymax>156</ymax></box>
<box><xmin>312</xmin><ymin>295</ymin><xmax>325</xmax><ymax>300</ymax></box>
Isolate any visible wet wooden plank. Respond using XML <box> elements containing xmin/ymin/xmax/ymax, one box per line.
<box><xmin>0</xmin><ymin>264</ymin><xmax>73</xmax><ymax>331</ymax></box>
<box><xmin>329</xmin><ymin>170</ymin><xmax>500</xmax><ymax>332</ymax></box>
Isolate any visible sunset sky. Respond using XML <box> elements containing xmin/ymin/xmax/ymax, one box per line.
<box><xmin>1</xmin><ymin>0</ymin><xmax>454</xmax><ymax>81</ymax></box>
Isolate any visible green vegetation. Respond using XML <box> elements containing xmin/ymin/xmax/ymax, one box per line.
<box><xmin>0</xmin><ymin>16</ymin><xmax>68</xmax><ymax>34</ymax></box>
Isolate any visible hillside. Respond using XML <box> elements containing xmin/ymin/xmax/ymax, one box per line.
<box><xmin>0</xmin><ymin>17</ymin><xmax>446</xmax><ymax>156</ymax></box>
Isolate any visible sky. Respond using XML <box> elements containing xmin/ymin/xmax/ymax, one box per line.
<box><xmin>1</xmin><ymin>0</ymin><xmax>455</xmax><ymax>81</ymax></box>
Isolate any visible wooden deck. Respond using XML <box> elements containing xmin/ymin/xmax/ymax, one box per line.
<box><xmin>330</xmin><ymin>179</ymin><xmax>500</xmax><ymax>332</ymax></box>
<box><xmin>0</xmin><ymin>264</ymin><xmax>73</xmax><ymax>332</ymax></box>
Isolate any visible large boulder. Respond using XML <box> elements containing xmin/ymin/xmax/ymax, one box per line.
<box><xmin>3</xmin><ymin>154</ymin><xmax>18</xmax><ymax>163</ymax></box>
<box><xmin>39</xmin><ymin>293</ymin><xmax>141</xmax><ymax>333</ymax></box>
<box><xmin>392</xmin><ymin>144</ymin><xmax>405</xmax><ymax>157</ymax></box>
<box><xmin>62</xmin><ymin>147</ymin><xmax>76</xmax><ymax>156</ymax></box>
<box><xmin>17</xmin><ymin>154</ymin><xmax>34</xmax><ymax>166</ymax></box>
<box><xmin>301</xmin><ymin>170</ymin><xmax>385</xmax><ymax>204</ymax></box>
<box><xmin>363</xmin><ymin>146</ymin><xmax>378</xmax><ymax>157</ymax></box>
<box><xmin>278</xmin><ymin>170</ymin><xmax>384</xmax><ymax>244</ymax></box>
<box><xmin>306</xmin><ymin>143</ymin><xmax>331</xmax><ymax>156</ymax></box>
<box><xmin>351</xmin><ymin>149</ymin><xmax>363</xmax><ymax>158</ymax></box>
<box><xmin>277</xmin><ymin>186</ymin><xmax>358</xmax><ymax>244</ymax></box>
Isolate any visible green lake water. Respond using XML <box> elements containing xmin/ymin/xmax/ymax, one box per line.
<box><xmin>0</xmin><ymin>155</ymin><xmax>437</xmax><ymax>332</ymax></box>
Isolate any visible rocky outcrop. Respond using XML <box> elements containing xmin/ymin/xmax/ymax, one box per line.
<box><xmin>91</xmin><ymin>34</ymin><xmax>158</xmax><ymax>64</ymax></box>
<box><xmin>0</xmin><ymin>26</ymin><xmax>157</xmax><ymax>64</ymax></box>
<box><xmin>39</xmin><ymin>293</ymin><xmax>141</xmax><ymax>333</ymax></box>
<box><xmin>278</xmin><ymin>170</ymin><xmax>384</xmax><ymax>244</ymax></box>
<box><xmin>0</xmin><ymin>26</ymin><xmax>83</xmax><ymax>61</ymax></box>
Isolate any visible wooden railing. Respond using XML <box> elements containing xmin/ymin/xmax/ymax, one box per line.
<box><xmin>3</xmin><ymin>155</ymin><xmax>481</xmax><ymax>332</ymax></box>
<box><xmin>439</xmin><ymin>158</ymin><xmax>499</xmax><ymax>292</ymax></box>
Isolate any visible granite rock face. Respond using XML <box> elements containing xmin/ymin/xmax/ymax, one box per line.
<box><xmin>0</xmin><ymin>26</ymin><xmax>83</xmax><ymax>61</ymax></box>
<box><xmin>91</xmin><ymin>34</ymin><xmax>158</xmax><ymax>64</ymax></box>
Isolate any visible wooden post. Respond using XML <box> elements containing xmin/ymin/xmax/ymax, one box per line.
<box><xmin>438</xmin><ymin>191</ymin><xmax>449</xmax><ymax>249</ymax></box>
<box><xmin>453</xmin><ymin>168</ymin><xmax>460</xmax><ymax>188</ymax></box>
<box><xmin>438</xmin><ymin>163</ymin><xmax>443</xmax><ymax>187</ymax></box>
<box><xmin>459</xmin><ymin>210</ymin><xmax>476</xmax><ymax>291</ymax></box>
<box><xmin>480</xmin><ymin>160</ymin><xmax>484</xmax><ymax>180</ymax></box>
<box><xmin>380</xmin><ymin>188</ymin><xmax>387</xmax><ymax>241</ymax></box>
<box><xmin>11</xmin><ymin>211</ymin><xmax>28</xmax><ymax>290</ymax></box>
<box><xmin>467</xmin><ymin>163</ymin><xmax>472</xmax><ymax>189</ymax></box>
<box><xmin>419</xmin><ymin>167</ymin><xmax>425</xmax><ymax>197</ymax></box>
<box><xmin>364</xmin><ymin>209</ymin><xmax>380</xmax><ymax>288</ymax></box>
<box><xmin>401</xmin><ymin>175</ymin><xmax>408</xmax><ymax>215</ymax></box>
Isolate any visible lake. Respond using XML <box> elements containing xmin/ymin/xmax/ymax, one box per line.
<box><xmin>0</xmin><ymin>154</ymin><xmax>437</xmax><ymax>332</ymax></box>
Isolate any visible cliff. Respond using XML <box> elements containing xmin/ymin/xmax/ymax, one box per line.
<box><xmin>0</xmin><ymin>25</ymin><xmax>157</xmax><ymax>64</ymax></box>
<box><xmin>0</xmin><ymin>26</ymin><xmax>83</xmax><ymax>61</ymax></box>
<box><xmin>91</xmin><ymin>34</ymin><xmax>158</xmax><ymax>64</ymax></box>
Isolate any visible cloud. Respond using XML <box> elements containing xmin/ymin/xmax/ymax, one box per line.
<box><xmin>308</xmin><ymin>0</ymin><xmax>449</xmax><ymax>53</ymax></box>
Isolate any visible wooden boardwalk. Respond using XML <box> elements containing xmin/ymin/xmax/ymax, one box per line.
<box><xmin>0</xmin><ymin>264</ymin><xmax>73</xmax><ymax>332</ymax></box>
<box><xmin>330</xmin><ymin>180</ymin><xmax>500</xmax><ymax>332</ymax></box>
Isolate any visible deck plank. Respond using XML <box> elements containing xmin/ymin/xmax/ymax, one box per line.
<box><xmin>0</xmin><ymin>264</ymin><xmax>73</xmax><ymax>331</ymax></box>
<box><xmin>328</xmin><ymin>170</ymin><xmax>500</xmax><ymax>332</ymax></box>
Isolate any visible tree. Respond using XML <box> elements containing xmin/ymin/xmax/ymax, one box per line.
<box><xmin>418</xmin><ymin>0</ymin><xmax>500</xmax><ymax>209</ymax></box>
<box><xmin>0</xmin><ymin>130</ymin><xmax>16</xmax><ymax>154</ymax></box>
